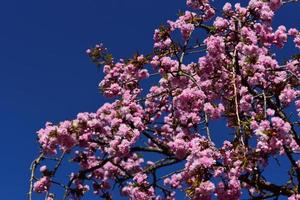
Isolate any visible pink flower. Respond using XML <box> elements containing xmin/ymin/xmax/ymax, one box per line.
<box><xmin>269</xmin><ymin>0</ymin><xmax>282</xmax><ymax>10</ymax></box>
<box><xmin>215</xmin><ymin>179</ymin><xmax>241</xmax><ymax>200</ymax></box>
<box><xmin>213</xmin><ymin>17</ymin><xmax>228</xmax><ymax>30</ymax></box>
<box><xmin>279</xmin><ymin>85</ymin><xmax>296</xmax><ymax>105</ymax></box>
<box><xmin>260</xmin><ymin>4</ymin><xmax>274</xmax><ymax>21</ymax></box>
<box><xmin>266</xmin><ymin>108</ymin><xmax>275</xmax><ymax>116</ymax></box>
<box><xmin>289</xmin><ymin>194</ymin><xmax>300</xmax><ymax>200</ymax></box>
<box><xmin>164</xmin><ymin>173</ymin><xmax>183</xmax><ymax>188</ymax></box>
<box><xmin>193</xmin><ymin>181</ymin><xmax>215</xmax><ymax>200</ymax></box>
<box><xmin>274</xmin><ymin>25</ymin><xmax>287</xmax><ymax>47</ymax></box>
<box><xmin>133</xmin><ymin>173</ymin><xmax>148</xmax><ymax>185</ymax></box>
<box><xmin>295</xmin><ymin>35</ymin><xmax>300</xmax><ymax>48</ymax></box>
<box><xmin>204</xmin><ymin>102</ymin><xmax>225</xmax><ymax>119</ymax></box>
<box><xmin>187</xmin><ymin>0</ymin><xmax>209</xmax><ymax>10</ymax></box>
<box><xmin>223</xmin><ymin>2</ymin><xmax>232</xmax><ymax>14</ymax></box>
<box><xmin>40</xmin><ymin>165</ymin><xmax>47</xmax><ymax>173</ymax></box>
<box><xmin>168</xmin><ymin>138</ymin><xmax>188</xmax><ymax>159</ymax></box>
<box><xmin>288</xmin><ymin>28</ymin><xmax>299</xmax><ymax>36</ymax></box>
<box><xmin>122</xmin><ymin>185</ymin><xmax>155</xmax><ymax>200</ymax></box>
<box><xmin>33</xmin><ymin>176</ymin><xmax>51</xmax><ymax>193</ymax></box>
<box><xmin>167</xmin><ymin>11</ymin><xmax>196</xmax><ymax>40</ymax></box>
<box><xmin>204</xmin><ymin>35</ymin><xmax>225</xmax><ymax>57</ymax></box>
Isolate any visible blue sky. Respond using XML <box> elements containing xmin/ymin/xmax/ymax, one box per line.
<box><xmin>0</xmin><ymin>0</ymin><xmax>300</xmax><ymax>199</ymax></box>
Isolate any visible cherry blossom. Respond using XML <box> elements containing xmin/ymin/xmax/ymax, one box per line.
<box><xmin>30</xmin><ymin>0</ymin><xmax>300</xmax><ymax>199</ymax></box>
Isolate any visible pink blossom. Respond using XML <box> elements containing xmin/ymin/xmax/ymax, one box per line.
<box><xmin>33</xmin><ymin>176</ymin><xmax>51</xmax><ymax>193</ymax></box>
<box><xmin>204</xmin><ymin>102</ymin><xmax>225</xmax><ymax>119</ymax></box>
<box><xmin>133</xmin><ymin>173</ymin><xmax>148</xmax><ymax>185</ymax></box>
<box><xmin>215</xmin><ymin>179</ymin><xmax>241</xmax><ymax>200</ymax></box>
<box><xmin>295</xmin><ymin>35</ymin><xmax>300</xmax><ymax>48</ymax></box>
<box><xmin>266</xmin><ymin>108</ymin><xmax>275</xmax><ymax>116</ymax></box>
<box><xmin>223</xmin><ymin>2</ymin><xmax>232</xmax><ymax>14</ymax></box>
<box><xmin>40</xmin><ymin>165</ymin><xmax>47</xmax><ymax>173</ymax></box>
<box><xmin>289</xmin><ymin>194</ymin><xmax>300</xmax><ymax>200</ymax></box>
<box><xmin>167</xmin><ymin>11</ymin><xmax>196</xmax><ymax>40</ymax></box>
<box><xmin>122</xmin><ymin>185</ymin><xmax>155</xmax><ymax>200</ymax></box>
<box><xmin>274</xmin><ymin>25</ymin><xmax>287</xmax><ymax>47</ymax></box>
<box><xmin>288</xmin><ymin>28</ymin><xmax>299</xmax><ymax>36</ymax></box>
<box><xmin>213</xmin><ymin>17</ymin><xmax>228</xmax><ymax>30</ymax></box>
<box><xmin>204</xmin><ymin>35</ymin><xmax>225</xmax><ymax>57</ymax></box>
<box><xmin>168</xmin><ymin>138</ymin><xmax>188</xmax><ymax>159</ymax></box>
<box><xmin>32</xmin><ymin>1</ymin><xmax>300</xmax><ymax>199</ymax></box>
<box><xmin>279</xmin><ymin>85</ymin><xmax>297</xmax><ymax>105</ymax></box>
<box><xmin>164</xmin><ymin>173</ymin><xmax>183</xmax><ymax>189</ymax></box>
<box><xmin>192</xmin><ymin>181</ymin><xmax>215</xmax><ymax>200</ymax></box>
<box><xmin>269</xmin><ymin>0</ymin><xmax>282</xmax><ymax>10</ymax></box>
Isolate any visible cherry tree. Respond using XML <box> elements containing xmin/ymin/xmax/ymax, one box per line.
<box><xmin>29</xmin><ymin>0</ymin><xmax>300</xmax><ymax>199</ymax></box>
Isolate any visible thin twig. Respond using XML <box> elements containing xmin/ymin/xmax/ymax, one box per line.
<box><xmin>29</xmin><ymin>153</ymin><xmax>44</xmax><ymax>200</ymax></box>
<box><xmin>204</xmin><ymin>112</ymin><xmax>212</xmax><ymax>141</ymax></box>
<box><xmin>232</xmin><ymin>48</ymin><xmax>244</xmax><ymax>146</ymax></box>
<box><xmin>283</xmin><ymin>0</ymin><xmax>298</xmax><ymax>4</ymax></box>
<box><xmin>52</xmin><ymin>152</ymin><xmax>65</xmax><ymax>176</ymax></box>
<box><xmin>263</xmin><ymin>91</ymin><xmax>267</xmax><ymax>119</ymax></box>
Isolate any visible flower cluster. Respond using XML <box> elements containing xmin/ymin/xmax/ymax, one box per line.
<box><xmin>32</xmin><ymin>0</ymin><xmax>300</xmax><ymax>199</ymax></box>
<box><xmin>168</xmin><ymin>11</ymin><xmax>196</xmax><ymax>40</ymax></box>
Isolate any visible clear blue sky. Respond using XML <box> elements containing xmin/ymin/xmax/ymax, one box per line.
<box><xmin>0</xmin><ymin>0</ymin><xmax>299</xmax><ymax>199</ymax></box>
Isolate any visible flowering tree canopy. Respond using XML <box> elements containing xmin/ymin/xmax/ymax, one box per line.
<box><xmin>29</xmin><ymin>0</ymin><xmax>300</xmax><ymax>199</ymax></box>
